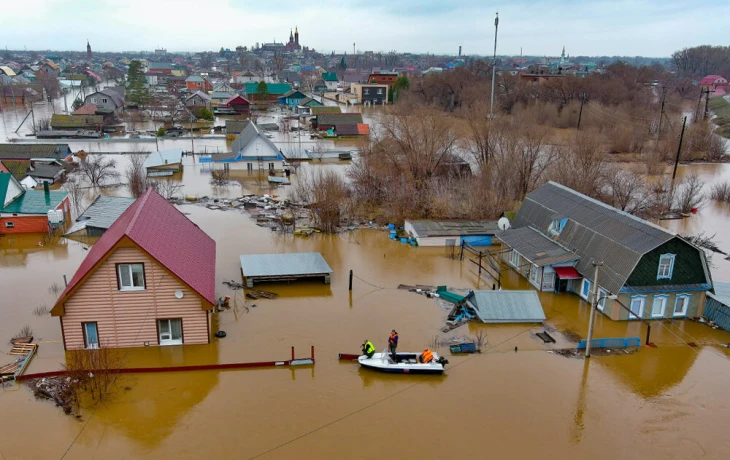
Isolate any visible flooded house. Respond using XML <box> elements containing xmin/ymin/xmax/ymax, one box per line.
<box><xmin>200</xmin><ymin>122</ymin><xmax>284</xmax><ymax>172</ymax></box>
<box><xmin>0</xmin><ymin>172</ymin><xmax>70</xmax><ymax>233</ymax></box>
<box><xmin>50</xmin><ymin>188</ymin><xmax>216</xmax><ymax>350</ymax></box>
<box><xmin>404</xmin><ymin>220</ymin><xmax>499</xmax><ymax>246</ymax></box>
<box><xmin>497</xmin><ymin>181</ymin><xmax>712</xmax><ymax>321</ymax></box>
<box><xmin>84</xmin><ymin>88</ymin><xmax>125</xmax><ymax>116</ymax></box>
<box><xmin>144</xmin><ymin>148</ymin><xmax>183</xmax><ymax>176</ymax></box>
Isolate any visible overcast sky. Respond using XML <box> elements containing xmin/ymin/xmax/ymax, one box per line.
<box><xmin>2</xmin><ymin>0</ymin><xmax>728</xmax><ymax>57</ymax></box>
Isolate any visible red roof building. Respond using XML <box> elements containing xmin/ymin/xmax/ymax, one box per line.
<box><xmin>700</xmin><ymin>75</ymin><xmax>729</xmax><ymax>95</ymax></box>
<box><xmin>221</xmin><ymin>94</ymin><xmax>251</xmax><ymax>114</ymax></box>
<box><xmin>51</xmin><ymin>188</ymin><xmax>216</xmax><ymax>349</ymax></box>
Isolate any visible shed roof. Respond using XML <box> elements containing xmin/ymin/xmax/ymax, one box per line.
<box><xmin>52</xmin><ymin>188</ymin><xmax>216</xmax><ymax>314</ymax></box>
<box><xmin>514</xmin><ymin>181</ymin><xmax>680</xmax><ymax>293</ymax></box>
<box><xmin>317</xmin><ymin>113</ymin><xmax>363</xmax><ymax>126</ymax></box>
<box><xmin>407</xmin><ymin>220</ymin><xmax>500</xmax><ymax>237</ymax></box>
<box><xmin>709</xmin><ymin>282</ymin><xmax>730</xmax><ymax>306</ymax></box>
<box><xmin>50</xmin><ymin>114</ymin><xmax>103</xmax><ymax>129</ymax></box>
<box><xmin>144</xmin><ymin>148</ymin><xmax>183</xmax><ymax>169</ymax></box>
<box><xmin>311</xmin><ymin>106</ymin><xmax>341</xmax><ymax>115</ymax></box>
<box><xmin>462</xmin><ymin>290</ymin><xmax>546</xmax><ymax>323</ymax></box>
<box><xmin>64</xmin><ymin>195</ymin><xmax>136</xmax><ymax>235</ymax></box>
<box><xmin>0</xmin><ymin>143</ymin><xmax>70</xmax><ymax>160</ymax></box>
<box><xmin>240</xmin><ymin>252</ymin><xmax>333</xmax><ymax>278</ymax></box>
<box><xmin>28</xmin><ymin>164</ymin><xmax>64</xmax><ymax>179</ymax></box>
<box><xmin>1</xmin><ymin>188</ymin><xmax>68</xmax><ymax>214</ymax></box>
<box><xmin>496</xmin><ymin>226</ymin><xmax>578</xmax><ymax>267</ymax></box>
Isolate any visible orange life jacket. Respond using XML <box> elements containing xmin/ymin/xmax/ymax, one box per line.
<box><xmin>421</xmin><ymin>349</ymin><xmax>434</xmax><ymax>363</ymax></box>
<box><xmin>389</xmin><ymin>332</ymin><xmax>398</xmax><ymax>345</ymax></box>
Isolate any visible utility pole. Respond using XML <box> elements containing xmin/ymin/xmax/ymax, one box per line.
<box><xmin>657</xmin><ymin>84</ymin><xmax>666</xmax><ymax>138</ymax></box>
<box><xmin>585</xmin><ymin>261</ymin><xmax>603</xmax><ymax>358</ymax></box>
<box><xmin>489</xmin><ymin>12</ymin><xmax>499</xmax><ymax>119</ymax></box>
<box><xmin>577</xmin><ymin>93</ymin><xmax>585</xmax><ymax>130</ymax></box>
<box><xmin>667</xmin><ymin>116</ymin><xmax>687</xmax><ymax>212</ymax></box>
<box><xmin>703</xmin><ymin>88</ymin><xmax>713</xmax><ymax>121</ymax></box>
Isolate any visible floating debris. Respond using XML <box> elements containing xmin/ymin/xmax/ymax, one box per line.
<box><xmin>245</xmin><ymin>290</ymin><xmax>279</xmax><ymax>300</ymax></box>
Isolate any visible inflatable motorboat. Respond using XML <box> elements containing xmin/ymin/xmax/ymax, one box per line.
<box><xmin>358</xmin><ymin>352</ymin><xmax>448</xmax><ymax>375</ymax></box>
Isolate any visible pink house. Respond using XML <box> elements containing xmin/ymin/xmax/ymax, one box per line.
<box><xmin>700</xmin><ymin>75</ymin><xmax>729</xmax><ymax>95</ymax></box>
<box><xmin>51</xmin><ymin>188</ymin><xmax>216</xmax><ymax>350</ymax></box>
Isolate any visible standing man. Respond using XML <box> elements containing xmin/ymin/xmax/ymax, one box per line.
<box><xmin>362</xmin><ymin>339</ymin><xmax>375</xmax><ymax>359</ymax></box>
<box><xmin>388</xmin><ymin>330</ymin><xmax>399</xmax><ymax>361</ymax></box>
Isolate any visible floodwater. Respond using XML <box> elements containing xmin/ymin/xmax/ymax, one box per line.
<box><xmin>2</xmin><ymin>107</ymin><xmax>730</xmax><ymax>458</ymax></box>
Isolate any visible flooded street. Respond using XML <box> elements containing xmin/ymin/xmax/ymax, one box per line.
<box><xmin>3</xmin><ymin>104</ymin><xmax>730</xmax><ymax>458</ymax></box>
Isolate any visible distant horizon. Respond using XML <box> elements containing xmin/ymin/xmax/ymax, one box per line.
<box><xmin>1</xmin><ymin>0</ymin><xmax>728</xmax><ymax>57</ymax></box>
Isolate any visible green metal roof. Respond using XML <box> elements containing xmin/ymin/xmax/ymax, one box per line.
<box><xmin>322</xmin><ymin>72</ymin><xmax>338</xmax><ymax>82</ymax></box>
<box><xmin>243</xmin><ymin>82</ymin><xmax>292</xmax><ymax>95</ymax></box>
<box><xmin>0</xmin><ymin>172</ymin><xmax>10</xmax><ymax>198</ymax></box>
<box><xmin>2</xmin><ymin>189</ymin><xmax>68</xmax><ymax>214</ymax></box>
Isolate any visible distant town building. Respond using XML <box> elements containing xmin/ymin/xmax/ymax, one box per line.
<box><xmin>86</xmin><ymin>40</ymin><xmax>92</xmax><ymax>60</ymax></box>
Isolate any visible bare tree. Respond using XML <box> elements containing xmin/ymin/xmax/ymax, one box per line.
<box><xmin>210</xmin><ymin>168</ymin><xmax>230</xmax><ymax>186</ymax></box>
<box><xmin>63</xmin><ymin>343</ymin><xmax>123</xmax><ymax>408</ymax></box>
<box><xmin>125</xmin><ymin>152</ymin><xmax>150</xmax><ymax>198</ymax></box>
<box><xmin>605</xmin><ymin>167</ymin><xmax>651</xmax><ymax>215</ymax></box>
<box><xmin>62</xmin><ymin>174</ymin><xmax>85</xmax><ymax>217</ymax></box>
<box><xmin>149</xmin><ymin>177</ymin><xmax>183</xmax><ymax>199</ymax></box>
<box><xmin>673</xmin><ymin>173</ymin><xmax>705</xmax><ymax>213</ymax></box>
<box><xmin>78</xmin><ymin>155</ymin><xmax>120</xmax><ymax>186</ymax></box>
<box><xmin>272</xmin><ymin>51</ymin><xmax>287</xmax><ymax>74</ymax></box>
<box><xmin>294</xmin><ymin>168</ymin><xmax>350</xmax><ymax>233</ymax></box>
<box><xmin>550</xmin><ymin>130</ymin><xmax>606</xmax><ymax>197</ymax></box>
<box><xmin>32</xmin><ymin>116</ymin><xmax>51</xmax><ymax>133</ymax></box>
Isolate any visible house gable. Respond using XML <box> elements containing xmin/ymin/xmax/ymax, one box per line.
<box><xmin>624</xmin><ymin>237</ymin><xmax>710</xmax><ymax>290</ymax></box>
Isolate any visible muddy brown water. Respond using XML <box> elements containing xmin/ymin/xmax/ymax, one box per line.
<box><xmin>2</xmin><ymin>149</ymin><xmax>730</xmax><ymax>457</ymax></box>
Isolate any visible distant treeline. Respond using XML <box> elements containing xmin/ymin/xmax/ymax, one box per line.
<box><xmin>672</xmin><ymin>45</ymin><xmax>730</xmax><ymax>79</ymax></box>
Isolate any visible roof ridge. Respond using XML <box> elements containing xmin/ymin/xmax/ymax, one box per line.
<box><xmin>545</xmin><ymin>181</ymin><xmax>674</xmax><ymax>236</ymax></box>
<box><xmin>126</xmin><ymin>188</ymin><xmax>152</xmax><ymax>233</ymax></box>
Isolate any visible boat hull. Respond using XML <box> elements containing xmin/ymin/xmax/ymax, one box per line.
<box><xmin>358</xmin><ymin>352</ymin><xmax>445</xmax><ymax>375</ymax></box>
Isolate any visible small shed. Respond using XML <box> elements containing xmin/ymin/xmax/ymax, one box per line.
<box><xmin>239</xmin><ymin>252</ymin><xmax>333</xmax><ymax>287</ymax></box>
<box><xmin>64</xmin><ymin>195</ymin><xmax>136</xmax><ymax>237</ymax></box>
<box><xmin>449</xmin><ymin>290</ymin><xmax>546</xmax><ymax>323</ymax></box>
<box><xmin>145</xmin><ymin>148</ymin><xmax>183</xmax><ymax>175</ymax></box>
<box><xmin>705</xmin><ymin>282</ymin><xmax>730</xmax><ymax>332</ymax></box>
<box><xmin>404</xmin><ymin>220</ymin><xmax>500</xmax><ymax>247</ymax></box>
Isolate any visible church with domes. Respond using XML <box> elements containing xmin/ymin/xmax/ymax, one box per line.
<box><xmin>285</xmin><ymin>27</ymin><xmax>301</xmax><ymax>52</ymax></box>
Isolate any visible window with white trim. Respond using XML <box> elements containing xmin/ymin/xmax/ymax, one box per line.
<box><xmin>674</xmin><ymin>294</ymin><xmax>690</xmax><ymax>317</ymax></box>
<box><xmin>158</xmin><ymin>318</ymin><xmax>182</xmax><ymax>345</ymax></box>
<box><xmin>118</xmin><ymin>263</ymin><xmax>145</xmax><ymax>291</ymax></box>
<box><xmin>629</xmin><ymin>296</ymin><xmax>645</xmax><ymax>319</ymax></box>
<box><xmin>580</xmin><ymin>279</ymin><xmax>591</xmax><ymax>300</ymax></box>
<box><xmin>509</xmin><ymin>250</ymin><xmax>520</xmax><ymax>267</ymax></box>
<box><xmin>529</xmin><ymin>265</ymin><xmax>541</xmax><ymax>287</ymax></box>
<box><xmin>4</xmin><ymin>222</ymin><xmax>14</xmax><ymax>228</ymax></box>
<box><xmin>597</xmin><ymin>288</ymin><xmax>607</xmax><ymax>311</ymax></box>
<box><xmin>657</xmin><ymin>254</ymin><xmax>675</xmax><ymax>280</ymax></box>
<box><xmin>652</xmin><ymin>295</ymin><xmax>668</xmax><ymax>318</ymax></box>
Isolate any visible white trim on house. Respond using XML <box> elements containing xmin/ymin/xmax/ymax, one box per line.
<box><xmin>510</xmin><ymin>250</ymin><xmax>521</xmax><ymax>268</ymax></box>
<box><xmin>629</xmin><ymin>295</ymin><xmax>646</xmax><ymax>319</ymax></box>
<box><xmin>529</xmin><ymin>264</ymin><xmax>541</xmax><ymax>288</ymax></box>
<box><xmin>598</xmin><ymin>288</ymin><xmax>608</xmax><ymax>311</ymax></box>
<box><xmin>673</xmin><ymin>294</ymin><xmax>691</xmax><ymax>317</ymax></box>
<box><xmin>580</xmin><ymin>278</ymin><xmax>591</xmax><ymax>300</ymax></box>
<box><xmin>651</xmin><ymin>294</ymin><xmax>668</xmax><ymax>318</ymax></box>
<box><xmin>657</xmin><ymin>253</ymin><xmax>676</xmax><ymax>280</ymax></box>
<box><xmin>118</xmin><ymin>263</ymin><xmax>145</xmax><ymax>291</ymax></box>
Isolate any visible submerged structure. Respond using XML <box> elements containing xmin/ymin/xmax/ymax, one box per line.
<box><xmin>239</xmin><ymin>252</ymin><xmax>332</xmax><ymax>287</ymax></box>
<box><xmin>497</xmin><ymin>181</ymin><xmax>712</xmax><ymax>321</ymax></box>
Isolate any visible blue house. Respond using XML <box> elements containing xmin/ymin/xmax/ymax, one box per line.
<box><xmin>277</xmin><ymin>89</ymin><xmax>308</xmax><ymax>109</ymax></box>
<box><xmin>199</xmin><ymin>122</ymin><xmax>284</xmax><ymax>172</ymax></box>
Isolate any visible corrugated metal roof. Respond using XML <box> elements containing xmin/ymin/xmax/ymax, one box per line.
<box><xmin>464</xmin><ymin>290</ymin><xmax>546</xmax><ymax>323</ymax></box>
<box><xmin>1</xmin><ymin>189</ymin><xmax>68</xmax><ymax>214</ymax></box>
<box><xmin>311</xmin><ymin>106</ymin><xmax>341</xmax><ymax>115</ymax></box>
<box><xmin>496</xmin><ymin>226</ymin><xmax>577</xmax><ymax>267</ymax></box>
<box><xmin>28</xmin><ymin>164</ymin><xmax>64</xmax><ymax>179</ymax></box>
<box><xmin>0</xmin><ymin>144</ymin><xmax>70</xmax><ymax>160</ymax></box>
<box><xmin>317</xmin><ymin>113</ymin><xmax>363</xmax><ymax>126</ymax></box>
<box><xmin>50</xmin><ymin>114</ymin><xmax>103</xmax><ymax>129</ymax></box>
<box><xmin>64</xmin><ymin>195</ymin><xmax>136</xmax><ymax>235</ymax></box>
<box><xmin>408</xmin><ymin>220</ymin><xmax>500</xmax><ymax>237</ymax></box>
<box><xmin>240</xmin><ymin>252</ymin><xmax>333</xmax><ymax>278</ymax></box>
<box><xmin>53</xmin><ymin>188</ymin><xmax>217</xmax><ymax>311</ymax></box>
<box><xmin>144</xmin><ymin>149</ymin><xmax>183</xmax><ymax>169</ymax></box>
<box><xmin>514</xmin><ymin>181</ymin><xmax>678</xmax><ymax>293</ymax></box>
<box><xmin>230</xmin><ymin>123</ymin><xmax>280</xmax><ymax>159</ymax></box>
<box><xmin>707</xmin><ymin>282</ymin><xmax>730</xmax><ymax>306</ymax></box>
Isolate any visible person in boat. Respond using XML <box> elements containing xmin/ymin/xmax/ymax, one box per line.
<box><xmin>362</xmin><ymin>340</ymin><xmax>375</xmax><ymax>359</ymax></box>
<box><xmin>388</xmin><ymin>330</ymin><xmax>399</xmax><ymax>361</ymax></box>
<box><xmin>419</xmin><ymin>348</ymin><xmax>434</xmax><ymax>364</ymax></box>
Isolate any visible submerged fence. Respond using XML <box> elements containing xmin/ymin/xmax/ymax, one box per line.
<box><xmin>704</xmin><ymin>298</ymin><xmax>730</xmax><ymax>333</ymax></box>
<box><xmin>577</xmin><ymin>337</ymin><xmax>641</xmax><ymax>350</ymax></box>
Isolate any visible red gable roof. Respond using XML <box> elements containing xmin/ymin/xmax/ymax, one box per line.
<box><xmin>224</xmin><ymin>94</ymin><xmax>250</xmax><ymax>106</ymax></box>
<box><xmin>700</xmin><ymin>75</ymin><xmax>728</xmax><ymax>86</ymax></box>
<box><xmin>72</xmin><ymin>103</ymin><xmax>98</xmax><ymax>115</ymax></box>
<box><xmin>53</xmin><ymin>189</ymin><xmax>216</xmax><ymax>312</ymax></box>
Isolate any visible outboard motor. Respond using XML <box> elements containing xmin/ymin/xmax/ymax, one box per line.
<box><xmin>436</xmin><ymin>356</ymin><xmax>449</xmax><ymax>366</ymax></box>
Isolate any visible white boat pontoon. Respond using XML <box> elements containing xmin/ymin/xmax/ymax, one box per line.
<box><xmin>358</xmin><ymin>352</ymin><xmax>448</xmax><ymax>375</ymax></box>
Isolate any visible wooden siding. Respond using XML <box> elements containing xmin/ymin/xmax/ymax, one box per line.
<box><xmin>61</xmin><ymin>246</ymin><xmax>209</xmax><ymax>349</ymax></box>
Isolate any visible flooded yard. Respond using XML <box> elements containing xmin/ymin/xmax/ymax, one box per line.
<box><xmin>3</xmin><ymin>108</ymin><xmax>730</xmax><ymax>458</ymax></box>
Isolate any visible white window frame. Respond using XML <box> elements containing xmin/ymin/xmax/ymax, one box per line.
<box><xmin>4</xmin><ymin>222</ymin><xmax>14</xmax><ymax>228</ymax></box>
<box><xmin>542</xmin><ymin>271</ymin><xmax>555</xmax><ymax>291</ymax></box>
<box><xmin>673</xmin><ymin>294</ymin><xmax>691</xmax><ymax>317</ymax></box>
<box><xmin>158</xmin><ymin>318</ymin><xmax>183</xmax><ymax>345</ymax></box>
<box><xmin>580</xmin><ymin>279</ymin><xmax>591</xmax><ymax>300</ymax></box>
<box><xmin>657</xmin><ymin>254</ymin><xmax>675</xmax><ymax>280</ymax></box>
<box><xmin>629</xmin><ymin>295</ymin><xmax>646</xmax><ymax>320</ymax></box>
<box><xmin>509</xmin><ymin>250</ymin><xmax>520</xmax><ymax>268</ymax></box>
<box><xmin>118</xmin><ymin>263</ymin><xmax>145</xmax><ymax>291</ymax></box>
<box><xmin>597</xmin><ymin>288</ymin><xmax>608</xmax><ymax>311</ymax></box>
<box><xmin>651</xmin><ymin>295</ymin><xmax>668</xmax><ymax>318</ymax></box>
<box><xmin>529</xmin><ymin>264</ymin><xmax>541</xmax><ymax>288</ymax></box>
<box><xmin>83</xmin><ymin>322</ymin><xmax>99</xmax><ymax>349</ymax></box>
